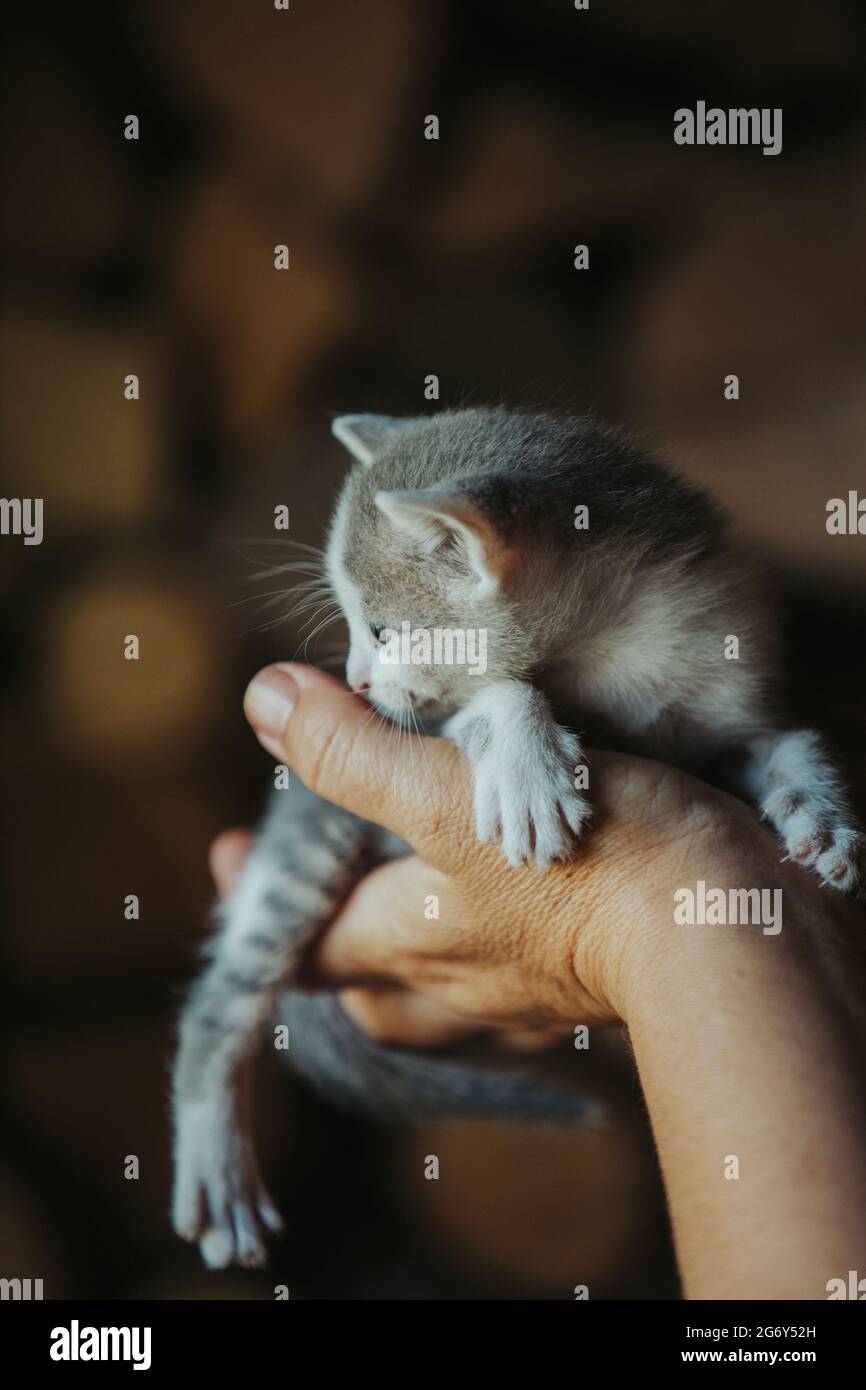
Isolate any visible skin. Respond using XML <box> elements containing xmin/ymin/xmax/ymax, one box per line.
<box><xmin>230</xmin><ymin>662</ymin><xmax>866</xmax><ymax>1299</ymax></box>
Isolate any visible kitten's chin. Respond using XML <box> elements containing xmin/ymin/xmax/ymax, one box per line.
<box><xmin>370</xmin><ymin>693</ymin><xmax>454</xmax><ymax>725</ymax></box>
<box><xmin>368</xmin><ymin>695</ymin><xmax>414</xmax><ymax>726</ymax></box>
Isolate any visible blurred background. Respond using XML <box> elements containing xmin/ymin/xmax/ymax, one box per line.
<box><xmin>2</xmin><ymin>0</ymin><xmax>865</xmax><ymax>1300</ymax></box>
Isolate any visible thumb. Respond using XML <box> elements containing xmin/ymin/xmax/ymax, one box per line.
<box><xmin>243</xmin><ymin>663</ymin><xmax>472</xmax><ymax>868</ymax></box>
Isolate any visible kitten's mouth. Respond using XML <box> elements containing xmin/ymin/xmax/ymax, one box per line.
<box><xmin>369</xmin><ymin>693</ymin><xmax>446</xmax><ymax>723</ymax></box>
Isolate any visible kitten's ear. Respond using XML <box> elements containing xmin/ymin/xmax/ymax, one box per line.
<box><xmin>331</xmin><ymin>414</ymin><xmax>405</xmax><ymax>466</ymax></box>
<box><xmin>375</xmin><ymin>485</ymin><xmax>518</xmax><ymax>595</ymax></box>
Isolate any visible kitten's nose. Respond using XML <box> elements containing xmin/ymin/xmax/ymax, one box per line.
<box><xmin>351</xmin><ymin>679</ymin><xmax>370</xmax><ymax>694</ymax></box>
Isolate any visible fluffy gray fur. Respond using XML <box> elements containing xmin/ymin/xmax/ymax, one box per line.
<box><xmin>172</xmin><ymin>408</ymin><xmax>862</xmax><ymax>1269</ymax></box>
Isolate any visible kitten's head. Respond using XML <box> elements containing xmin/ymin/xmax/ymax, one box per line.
<box><xmin>325</xmin><ymin>409</ymin><xmax>569</xmax><ymax>722</ymax></box>
<box><xmin>324</xmin><ymin>407</ymin><xmax>725</xmax><ymax>723</ymax></box>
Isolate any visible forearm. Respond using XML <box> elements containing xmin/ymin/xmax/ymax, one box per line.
<box><xmin>618</xmin><ymin>833</ymin><xmax>866</xmax><ymax>1299</ymax></box>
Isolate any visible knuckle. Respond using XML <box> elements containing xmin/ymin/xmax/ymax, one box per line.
<box><xmin>348</xmin><ymin>998</ymin><xmax>389</xmax><ymax>1042</ymax></box>
<box><xmin>416</xmin><ymin>774</ymin><xmax>477</xmax><ymax>875</ymax></box>
<box><xmin>345</xmin><ymin>992</ymin><xmax>403</xmax><ymax>1046</ymax></box>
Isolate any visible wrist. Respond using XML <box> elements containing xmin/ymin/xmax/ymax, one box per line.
<box><xmin>581</xmin><ymin>815</ymin><xmax>765</xmax><ymax>1026</ymax></box>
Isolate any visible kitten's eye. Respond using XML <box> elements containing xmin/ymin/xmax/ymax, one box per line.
<box><xmin>369</xmin><ymin>622</ymin><xmax>387</xmax><ymax>643</ymax></box>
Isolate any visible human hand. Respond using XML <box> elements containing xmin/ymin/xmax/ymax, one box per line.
<box><xmin>234</xmin><ymin>664</ymin><xmax>762</xmax><ymax>1046</ymax></box>
<box><xmin>219</xmin><ymin>665</ymin><xmax>866</xmax><ymax>1298</ymax></box>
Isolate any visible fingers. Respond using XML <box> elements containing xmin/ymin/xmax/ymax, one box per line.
<box><xmin>209</xmin><ymin>829</ymin><xmax>255</xmax><ymax>897</ymax></box>
<box><xmin>339</xmin><ymin>986</ymin><xmax>569</xmax><ymax>1050</ymax></box>
<box><xmin>306</xmin><ymin>854</ymin><xmax>449</xmax><ymax>984</ymax></box>
<box><xmin>338</xmin><ymin>986</ymin><xmax>488</xmax><ymax>1048</ymax></box>
<box><xmin>243</xmin><ymin>663</ymin><xmax>475</xmax><ymax>870</ymax></box>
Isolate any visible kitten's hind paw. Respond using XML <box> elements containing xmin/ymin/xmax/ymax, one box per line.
<box><xmin>814</xmin><ymin>828</ymin><xmax>863</xmax><ymax>894</ymax></box>
<box><xmin>172</xmin><ymin>1098</ymin><xmax>283</xmax><ymax>1269</ymax></box>
<box><xmin>764</xmin><ymin>788</ymin><xmax>863</xmax><ymax>894</ymax></box>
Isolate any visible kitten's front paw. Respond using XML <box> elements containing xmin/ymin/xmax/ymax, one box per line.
<box><xmin>459</xmin><ymin>713</ymin><xmax>589</xmax><ymax>867</ymax></box>
<box><xmin>172</xmin><ymin>1098</ymin><xmax>283</xmax><ymax>1269</ymax></box>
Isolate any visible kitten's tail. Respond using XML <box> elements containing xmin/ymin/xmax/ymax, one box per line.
<box><xmin>281</xmin><ymin>991</ymin><xmax>592</xmax><ymax>1123</ymax></box>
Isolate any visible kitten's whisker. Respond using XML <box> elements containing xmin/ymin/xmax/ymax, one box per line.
<box><xmin>359</xmin><ymin>703</ymin><xmax>380</xmax><ymax>735</ymax></box>
<box><xmin>296</xmin><ymin>609</ymin><xmax>344</xmax><ymax>661</ymax></box>
<box><xmin>230</xmin><ymin>542</ymin><xmax>326</xmax><ymax>575</ymax></box>
<box><xmin>238</xmin><ymin>594</ymin><xmax>338</xmax><ymax>637</ymax></box>
<box><xmin>406</xmin><ymin>708</ymin><xmax>419</xmax><ymax>785</ymax></box>
<box><xmin>245</xmin><ymin>565</ymin><xmax>326</xmax><ymax>584</ymax></box>
<box><xmin>238</xmin><ymin>558</ymin><xmax>323</xmax><ymax>574</ymax></box>
<box><xmin>298</xmin><ymin>600</ymin><xmax>342</xmax><ymax>637</ymax></box>
<box><xmin>300</xmin><ymin>606</ymin><xmax>343</xmax><ymax>646</ymax></box>
<box><xmin>233</xmin><ymin>538</ymin><xmax>326</xmax><ymax>558</ymax></box>
<box><xmin>409</xmin><ymin>703</ymin><xmax>431</xmax><ymax>780</ymax></box>
<box><xmin>225</xmin><ymin>588</ymin><xmax>302</xmax><ymax>611</ymax></box>
<box><xmin>247</xmin><ymin>584</ymin><xmax>337</xmax><ymax>632</ymax></box>
<box><xmin>227</xmin><ymin>582</ymin><xmax>330</xmax><ymax>619</ymax></box>
<box><xmin>388</xmin><ymin>710</ymin><xmax>400</xmax><ymax>799</ymax></box>
<box><xmin>280</xmin><ymin>588</ymin><xmax>335</xmax><ymax>615</ymax></box>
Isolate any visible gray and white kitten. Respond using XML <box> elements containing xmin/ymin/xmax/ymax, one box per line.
<box><xmin>172</xmin><ymin>408</ymin><xmax>862</xmax><ymax>1269</ymax></box>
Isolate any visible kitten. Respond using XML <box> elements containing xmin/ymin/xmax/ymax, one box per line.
<box><xmin>172</xmin><ymin>407</ymin><xmax>862</xmax><ymax>1268</ymax></box>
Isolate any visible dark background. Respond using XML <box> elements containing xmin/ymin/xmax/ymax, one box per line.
<box><xmin>2</xmin><ymin>0</ymin><xmax>865</xmax><ymax>1300</ymax></box>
